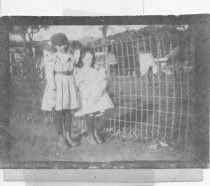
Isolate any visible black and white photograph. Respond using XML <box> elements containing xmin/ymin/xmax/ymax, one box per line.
<box><xmin>0</xmin><ymin>16</ymin><xmax>209</xmax><ymax>169</ymax></box>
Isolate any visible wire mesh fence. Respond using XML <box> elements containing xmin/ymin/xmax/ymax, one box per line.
<box><xmin>10</xmin><ymin>32</ymin><xmax>194</xmax><ymax>146</ymax></box>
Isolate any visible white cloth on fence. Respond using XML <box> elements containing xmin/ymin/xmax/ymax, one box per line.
<box><xmin>74</xmin><ymin>67</ymin><xmax>114</xmax><ymax>117</ymax></box>
<box><xmin>139</xmin><ymin>53</ymin><xmax>158</xmax><ymax>76</ymax></box>
<box><xmin>41</xmin><ymin>52</ymin><xmax>79</xmax><ymax>111</ymax></box>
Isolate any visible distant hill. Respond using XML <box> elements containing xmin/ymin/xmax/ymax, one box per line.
<box><xmin>79</xmin><ymin>36</ymin><xmax>98</xmax><ymax>46</ymax></box>
<box><xmin>88</xmin><ymin>25</ymin><xmax>180</xmax><ymax>46</ymax></box>
<box><xmin>10</xmin><ymin>25</ymin><xmax>186</xmax><ymax>49</ymax></box>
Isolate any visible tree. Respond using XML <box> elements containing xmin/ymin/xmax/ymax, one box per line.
<box><xmin>10</xmin><ymin>25</ymin><xmax>49</xmax><ymax>57</ymax></box>
<box><xmin>99</xmin><ymin>25</ymin><xmax>110</xmax><ymax>44</ymax></box>
<box><xmin>10</xmin><ymin>25</ymin><xmax>50</xmax><ymax>114</ymax></box>
<box><xmin>171</xmin><ymin>25</ymin><xmax>194</xmax><ymax>65</ymax></box>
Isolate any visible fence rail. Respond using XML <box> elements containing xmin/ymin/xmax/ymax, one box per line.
<box><xmin>10</xmin><ymin>33</ymin><xmax>194</xmax><ymax>146</ymax></box>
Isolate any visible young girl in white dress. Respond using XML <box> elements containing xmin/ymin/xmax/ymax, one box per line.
<box><xmin>74</xmin><ymin>48</ymin><xmax>114</xmax><ymax>145</ymax></box>
<box><xmin>41</xmin><ymin>33</ymin><xmax>80</xmax><ymax>149</ymax></box>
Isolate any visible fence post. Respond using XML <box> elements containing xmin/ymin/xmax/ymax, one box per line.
<box><xmin>0</xmin><ymin>17</ymin><xmax>10</xmax><ymax>150</ymax></box>
<box><xmin>192</xmin><ymin>23</ymin><xmax>210</xmax><ymax>166</ymax></box>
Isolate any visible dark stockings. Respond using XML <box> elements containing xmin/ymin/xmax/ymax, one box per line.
<box><xmin>55</xmin><ymin>110</ymin><xmax>72</xmax><ymax>137</ymax></box>
<box><xmin>85</xmin><ymin>115</ymin><xmax>94</xmax><ymax>134</ymax></box>
<box><xmin>85</xmin><ymin>114</ymin><xmax>102</xmax><ymax>144</ymax></box>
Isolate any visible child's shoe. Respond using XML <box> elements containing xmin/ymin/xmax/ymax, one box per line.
<box><xmin>86</xmin><ymin>133</ymin><xmax>97</xmax><ymax>145</ymax></box>
<box><xmin>94</xmin><ymin>130</ymin><xmax>103</xmax><ymax>144</ymax></box>
<box><xmin>57</xmin><ymin>136</ymin><xmax>69</xmax><ymax>149</ymax></box>
<box><xmin>65</xmin><ymin>132</ymin><xmax>79</xmax><ymax>147</ymax></box>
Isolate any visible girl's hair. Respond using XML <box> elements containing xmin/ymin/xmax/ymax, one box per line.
<box><xmin>68</xmin><ymin>40</ymin><xmax>85</xmax><ymax>55</ymax></box>
<box><xmin>77</xmin><ymin>48</ymin><xmax>95</xmax><ymax>68</ymax></box>
<box><xmin>50</xmin><ymin>33</ymin><xmax>69</xmax><ymax>47</ymax></box>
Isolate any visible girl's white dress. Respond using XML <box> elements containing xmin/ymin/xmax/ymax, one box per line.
<box><xmin>41</xmin><ymin>52</ymin><xmax>79</xmax><ymax>111</ymax></box>
<box><xmin>74</xmin><ymin>67</ymin><xmax>114</xmax><ymax>116</ymax></box>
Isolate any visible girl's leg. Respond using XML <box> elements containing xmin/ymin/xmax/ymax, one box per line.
<box><xmin>63</xmin><ymin>110</ymin><xmax>72</xmax><ymax>136</ymax></box>
<box><xmin>93</xmin><ymin>115</ymin><xmax>103</xmax><ymax>144</ymax></box>
<box><xmin>85</xmin><ymin>114</ymin><xmax>97</xmax><ymax>145</ymax></box>
<box><xmin>85</xmin><ymin>114</ymin><xmax>93</xmax><ymax>132</ymax></box>
<box><xmin>55</xmin><ymin>110</ymin><xmax>68</xmax><ymax>148</ymax></box>
<box><xmin>54</xmin><ymin>111</ymin><xmax>63</xmax><ymax>137</ymax></box>
<box><xmin>63</xmin><ymin>110</ymin><xmax>78</xmax><ymax>147</ymax></box>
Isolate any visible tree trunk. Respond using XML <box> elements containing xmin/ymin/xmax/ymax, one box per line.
<box><xmin>28</xmin><ymin>38</ymin><xmax>34</xmax><ymax>58</ymax></box>
<box><xmin>21</xmin><ymin>33</ymin><xmax>28</xmax><ymax>56</ymax></box>
<box><xmin>28</xmin><ymin>46</ymin><xmax>33</xmax><ymax>58</ymax></box>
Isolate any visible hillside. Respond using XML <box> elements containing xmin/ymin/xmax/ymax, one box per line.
<box><xmin>79</xmin><ymin>36</ymin><xmax>98</xmax><ymax>45</ymax></box>
<box><xmin>87</xmin><ymin>25</ymin><xmax>182</xmax><ymax>46</ymax></box>
<box><xmin>10</xmin><ymin>25</ymin><xmax>189</xmax><ymax>49</ymax></box>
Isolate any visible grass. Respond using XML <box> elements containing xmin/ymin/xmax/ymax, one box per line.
<box><xmin>0</xmin><ymin>117</ymin><xmax>195</xmax><ymax>163</ymax></box>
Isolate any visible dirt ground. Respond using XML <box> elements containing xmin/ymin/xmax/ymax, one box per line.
<box><xmin>0</xmin><ymin>117</ymin><xmax>195</xmax><ymax>163</ymax></box>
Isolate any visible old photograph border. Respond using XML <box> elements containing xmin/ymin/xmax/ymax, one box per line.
<box><xmin>0</xmin><ymin>15</ymin><xmax>210</xmax><ymax>169</ymax></box>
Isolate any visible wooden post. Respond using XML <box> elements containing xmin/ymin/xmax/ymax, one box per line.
<box><xmin>0</xmin><ymin>17</ymin><xmax>10</xmax><ymax>151</ymax></box>
<box><xmin>192</xmin><ymin>22</ymin><xmax>210</xmax><ymax>167</ymax></box>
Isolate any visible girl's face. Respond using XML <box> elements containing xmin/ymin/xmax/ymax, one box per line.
<box><xmin>82</xmin><ymin>52</ymin><xmax>93</xmax><ymax>67</ymax></box>
<box><xmin>43</xmin><ymin>50</ymin><xmax>52</xmax><ymax>57</ymax></box>
<box><xmin>56</xmin><ymin>44</ymin><xmax>68</xmax><ymax>53</ymax></box>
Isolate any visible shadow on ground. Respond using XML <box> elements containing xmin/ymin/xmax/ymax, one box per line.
<box><xmin>0</xmin><ymin>117</ymin><xmax>195</xmax><ymax>163</ymax></box>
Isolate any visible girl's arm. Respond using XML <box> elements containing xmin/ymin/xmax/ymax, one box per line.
<box><xmin>45</xmin><ymin>56</ymin><xmax>56</xmax><ymax>90</ymax></box>
<box><xmin>68</xmin><ymin>49</ymin><xmax>80</xmax><ymax>66</ymax></box>
<box><xmin>100</xmin><ymin>78</ymin><xmax>107</xmax><ymax>91</ymax></box>
<box><xmin>74</xmin><ymin>68</ymin><xmax>83</xmax><ymax>87</ymax></box>
<box><xmin>73</xmin><ymin>49</ymin><xmax>80</xmax><ymax>65</ymax></box>
<box><xmin>68</xmin><ymin>57</ymin><xmax>75</xmax><ymax>72</ymax></box>
<box><xmin>98</xmin><ymin>68</ymin><xmax>108</xmax><ymax>94</ymax></box>
<box><xmin>66</xmin><ymin>50</ymin><xmax>80</xmax><ymax>72</ymax></box>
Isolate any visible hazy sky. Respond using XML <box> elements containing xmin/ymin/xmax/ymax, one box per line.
<box><xmin>10</xmin><ymin>25</ymin><xmax>146</xmax><ymax>41</ymax></box>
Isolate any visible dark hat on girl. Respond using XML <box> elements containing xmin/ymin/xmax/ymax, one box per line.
<box><xmin>50</xmin><ymin>33</ymin><xmax>69</xmax><ymax>46</ymax></box>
